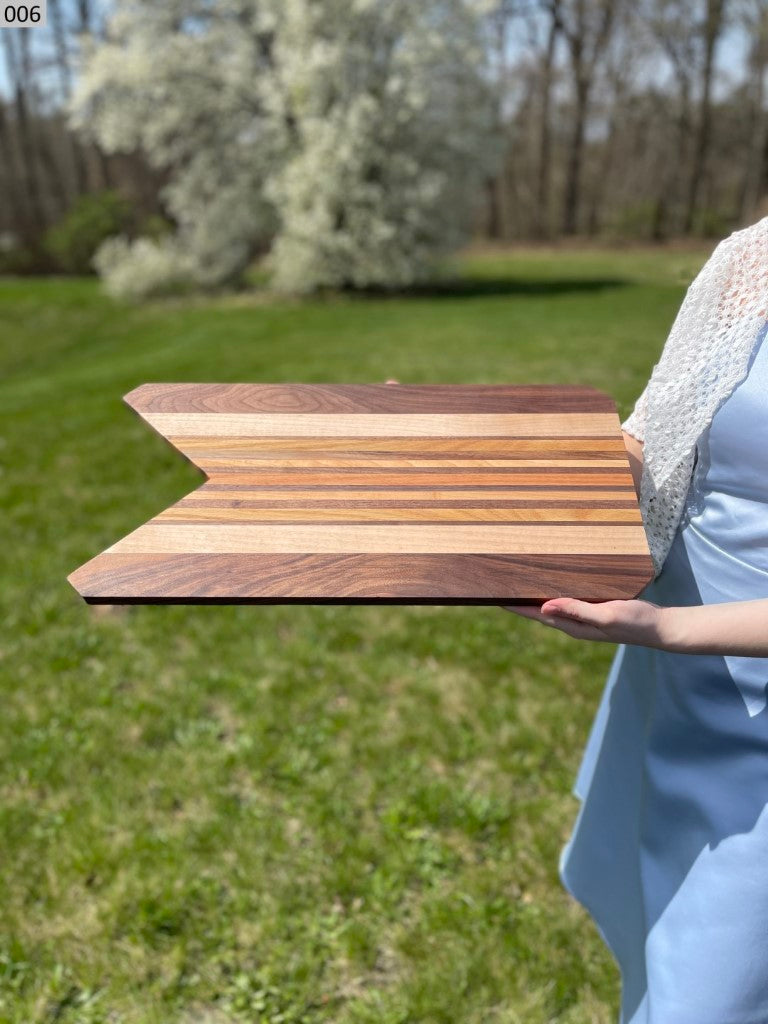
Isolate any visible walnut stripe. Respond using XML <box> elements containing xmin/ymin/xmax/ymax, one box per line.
<box><xmin>69</xmin><ymin>552</ymin><xmax>656</xmax><ymax>604</ymax></box>
<box><xmin>126</xmin><ymin>382</ymin><xmax>618</xmax><ymax>415</ymax></box>
<box><xmin>189</xmin><ymin>458</ymin><xmax>625</xmax><ymax>469</ymax></box>
<box><xmin>154</xmin><ymin>506</ymin><xmax>642</xmax><ymax>524</ymax></box>
<box><xmin>107</xmin><ymin>523</ymin><xmax>650</xmax><ymax>555</ymax></box>
<box><xmin>145</xmin><ymin>412</ymin><xmax>619</xmax><ymax>438</ymax></box>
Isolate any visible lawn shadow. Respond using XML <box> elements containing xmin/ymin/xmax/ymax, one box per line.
<box><xmin>349</xmin><ymin>276</ymin><xmax>632</xmax><ymax>300</ymax></box>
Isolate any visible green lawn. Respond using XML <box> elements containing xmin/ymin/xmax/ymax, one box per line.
<box><xmin>0</xmin><ymin>244</ymin><xmax>711</xmax><ymax>1024</ymax></box>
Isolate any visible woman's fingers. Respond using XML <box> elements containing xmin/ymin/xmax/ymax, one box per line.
<box><xmin>541</xmin><ymin>598</ymin><xmax>615</xmax><ymax>626</ymax></box>
<box><xmin>500</xmin><ymin>604</ymin><xmax>565</xmax><ymax>627</ymax></box>
<box><xmin>500</xmin><ymin>601</ymin><xmax>615</xmax><ymax>641</ymax></box>
<box><xmin>501</xmin><ymin>604</ymin><xmax>547</xmax><ymax>618</ymax></box>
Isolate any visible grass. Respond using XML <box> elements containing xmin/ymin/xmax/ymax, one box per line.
<box><xmin>0</xmin><ymin>244</ymin><xmax>712</xmax><ymax>1024</ymax></box>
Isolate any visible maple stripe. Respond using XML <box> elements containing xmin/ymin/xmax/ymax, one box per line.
<box><xmin>145</xmin><ymin>412</ymin><xmax>619</xmax><ymax>437</ymax></box>
<box><xmin>154</xmin><ymin>506</ymin><xmax>643</xmax><ymax>524</ymax></box>
<box><xmin>107</xmin><ymin>523</ymin><xmax>650</xmax><ymax>555</ymax></box>
<box><xmin>191</xmin><ymin>488</ymin><xmax>637</xmax><ymax>501</ymax></box>
<box><xmin>201</xmin><ymin>471</ymin><xmax>635</xmax><ymax>487</ymax></box>
<box><xmin>181</xmin><ymin>497</ymin><xmax>639</xmax><ymax>508</ymax></box>
<box><xmin>173</xmin><ymin>436</ymin><xmax>627</xmax><ymax>454</ymax></box>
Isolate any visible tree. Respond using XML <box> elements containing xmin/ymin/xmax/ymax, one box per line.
<box><xmin>736</xmin><ymin>0</ymin><xmax>768</xmax><ymax>221</ymax></box>
<box><xmin>71</xmin><ymin>0</ymin><xmax>498</xmax><ymax>297</ymax></box>
<box><xmin>683</xmin><ymin>0</ymin><xmax>729</xmax><ymax>232</ymax></box>
<box><xmin>555</xmin><ymin>0</ymin><xmax>621</xmax><ymax>235</ymax></box>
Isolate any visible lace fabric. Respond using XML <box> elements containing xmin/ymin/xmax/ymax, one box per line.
<box><xmin>620</xmin><ymin>216</ymin><xmax>768</xmax><ymax>577</ymax></box>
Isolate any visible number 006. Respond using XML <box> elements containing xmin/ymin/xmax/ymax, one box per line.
<box><xmin>3</xmin><ymin>5</ymin><xmax>43</xmax><ymax>22</ymax></box>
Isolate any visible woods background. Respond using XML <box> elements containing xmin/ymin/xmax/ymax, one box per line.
<box><xmin>1</xmin><ymin>0</ymin><xmax>766</xmax><ymax>278</ymax></box>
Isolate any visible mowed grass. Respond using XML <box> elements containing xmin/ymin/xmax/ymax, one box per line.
<box><xmin>0</xmin><ymin>244</ymin><xmax>711</xmax><ymax>1024</ymax></box>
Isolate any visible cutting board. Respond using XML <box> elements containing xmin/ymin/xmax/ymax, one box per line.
<box><xmin>67</xmin><ymin>383</ymin><xmax>654</xmax><ymax>604</ymax></box>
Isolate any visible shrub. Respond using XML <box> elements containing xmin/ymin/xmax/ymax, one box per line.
<box><xmin>45</xmin><ymin>190</ymin><xmax>134</xmax><ymax>274</ymax></box>
<box><xmin>92</xmin><ymin>236</ymin><xmax>196</xmax><ymax>300</ymax></box>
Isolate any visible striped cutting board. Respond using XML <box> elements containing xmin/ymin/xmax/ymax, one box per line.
<box><xmin>67</xmin><ymin>383</ymin><xmax>654</xmax><ymax>604</ymax></box>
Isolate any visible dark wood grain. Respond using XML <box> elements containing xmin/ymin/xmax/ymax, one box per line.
<box><xmin>69</xmin><ymin>553</ymin><xmax>654</xmax><ymax>604</ymax></box>
<box><xmin>125</xmin><ymin>382</ymin><xmax>618</xmax><ymax>414</ymax></box>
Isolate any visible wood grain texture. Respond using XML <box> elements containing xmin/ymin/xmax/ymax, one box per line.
<box><xmin>67</xmin><ymin>383</ymin><xmax>655</xmax><ymax>604</ymax></box>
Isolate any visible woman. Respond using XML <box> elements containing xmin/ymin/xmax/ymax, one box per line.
<box><xmin>502</xmin><ymin>217</ymin><xmax>768</xmax><ymax>1024</ymax></box>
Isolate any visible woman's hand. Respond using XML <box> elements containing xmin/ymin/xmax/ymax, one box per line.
<box><xmin>502</xmin><ymin>597</ymin><xmax>768</xmax><ymax>657</ymax></box>
<box><xmin>501</xmin><ymin>598</ymin><xmax>677</xmax><ymax>650</ymax></box>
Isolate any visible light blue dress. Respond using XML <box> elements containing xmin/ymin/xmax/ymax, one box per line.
<box><xmin>559</xmin><ymin>320</ymin><xmax>768</xmax><ymax>1024</ymax></box>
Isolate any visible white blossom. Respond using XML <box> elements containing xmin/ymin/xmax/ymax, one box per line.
<box><xmin>71</xmin><ymin>0</ymin><xmax>498</xmax><ymax>296</ymax></box>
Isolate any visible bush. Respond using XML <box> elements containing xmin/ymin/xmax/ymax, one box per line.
<box><xmin>92</xmin><ymin>236</ymin><xmax>197</xmax><ymax>300</ymax></box>
<box><xmin>45</xmin><ymin>191</ymin><xmax>134</xmax><ymax>274</ymax></box>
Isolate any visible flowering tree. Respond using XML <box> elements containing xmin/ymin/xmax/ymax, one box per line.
<box><xmin>71</xmin><ymin>0</ymin><xmax>497</xmax><ymax>297</ymax></box>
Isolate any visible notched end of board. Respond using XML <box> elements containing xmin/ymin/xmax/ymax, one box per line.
<box><xmin>122</xmin><ymin>384</ymin><xmax>210</xmax><ymax>478</ymax></box>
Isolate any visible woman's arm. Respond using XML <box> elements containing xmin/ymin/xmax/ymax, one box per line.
<box><xmin>659</xmin><ymin>598</ymin><xmax>768</xmax><ymax>657</ymax></box>
<box><xmin>505</xmin><ymin>428</ymin><xmax>768</xmax><ymax>657</ymax></box>
<box><xmin>503</xmin><ymin>597</ymin><xmax>768</xmax><ymax>658</ymax></box>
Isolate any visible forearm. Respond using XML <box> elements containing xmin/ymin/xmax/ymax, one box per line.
<box><xmin>661</xmin><ymin>598</ymin><xmax>768</xmax><ymax>657</ymax></box>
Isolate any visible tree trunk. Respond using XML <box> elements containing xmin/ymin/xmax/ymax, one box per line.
<box><xmin>485</xmin><ymin>175</ymin><xmax>504</xmax><ymax>239</ymax></box>
<box><xmin>533</xmin><ymin>8</ymin><xmax>559</xmax><ymax>239</ymax></box>
<box><xmin>587</xmin><ymin>104</ymin><xmax>618</xmax><ymax>235</ymax></box>
<box><xmin>683</xmin><ymin>0</ymin><xmax>727</xmax><ymax>234</ymax></box>
<box><xmin>1</xmin><ymin>33</ymin><xmax>47</xmax><ymax>233</ymax></box>
<box><xmin>562</xmin><ymin>76</ymin><xmax>589</xmax><ymax>235</ymax></box>
<box><xmin>738</xmin><ymin>17</ymin><xmax>768</xmax><ymax>222</ymax></box>
<box><xmin>653</xmin><ymin>80</ymin><xmax>692</xmax><ymax>239</ymax></box>
<box><xmin>50</xmin><ymin>0</ymin><xmax>89</xmax><ymax>198</ymax></box>
<box><xmin>0</xmin><ymin>103</ymin><xmax>37</xmax><ymax>250</ymax></box>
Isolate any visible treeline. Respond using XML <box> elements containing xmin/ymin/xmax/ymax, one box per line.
<box><xmin>1</xmin><ymin>0</ymin><xmax>766</xmax><ymax>275</ymax></box>
<box><xmin>0</xmin><ymin>0</ymin><xmax>163</xmax><ymax>272</ymax></box>
<box><xmin>484</xmin><ymin>0</ymin><xmax>768</xmax><ymax>241</ymax></box>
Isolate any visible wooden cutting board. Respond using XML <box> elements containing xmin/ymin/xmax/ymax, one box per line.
<box><xmin>67</xmin><ymin>383</ymin><xmax>654</xmax><ymax>604</ymax></box>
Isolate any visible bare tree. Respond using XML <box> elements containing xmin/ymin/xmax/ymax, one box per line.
<box><xmin>683</xmin><ymin>0</ymin><xmax>730</xmax><ymax>231</ymax></box>
<box><xmin>1</xmin><ymin>30</ymin><xmax>48</xmax><ymax>236</ymax></box>
<box><xmin>556</xmin><ymin>0</ymin><xmax>621</xmax><ymax>234</ymax></box>
<box><xmin>533</xmin><ymin>0</ymin><xmax>561</xmax><ymax>237</ymax></box>
<box><xmin>736</xmin><ymin>0</ymin><xmax>768</xmax><ymax>220</ymax></box>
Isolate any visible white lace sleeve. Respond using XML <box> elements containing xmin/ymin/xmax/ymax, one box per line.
<box><xmin>630</xmin><ymin>216</ymin><xmax>768</xmax><ymax>577</ymax></box>
<box><xmin>621</xmin><ymin>382</ymin><xmax>649</xmax><ymax>442</ymax></box>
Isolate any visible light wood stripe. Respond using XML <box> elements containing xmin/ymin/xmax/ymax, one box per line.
<box><xmin>107</xmin><ymin>523</ymin><xmax>650</xmax><ymax>555</ymax></box>
<box><xmin>191</xmin><ymin>488</ymin><xmax>636</xmax><ymax>501</ymax></box>
<box><xmin>202</xmin><ymin>471</ymin><xmax>635</xmax><ymax>487</ymax></box>
<box><xmin>173</xmin><ymin>437</ymin><xmax>627</xmax><ymax>454</ymax></box>
<box><xmin>155</xmin><ymin>506</ymin><xmax>642</xmax><ymax>523</ymax></box>
<box><xmin>147</xmin><ymin>412</ymin><xmax>619</xmax><ymax>438</ymax></box>
<box><xmin>190</xmin><ymin>458</ymin><xmax>625</xmax><ymax>469</ymax></box>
